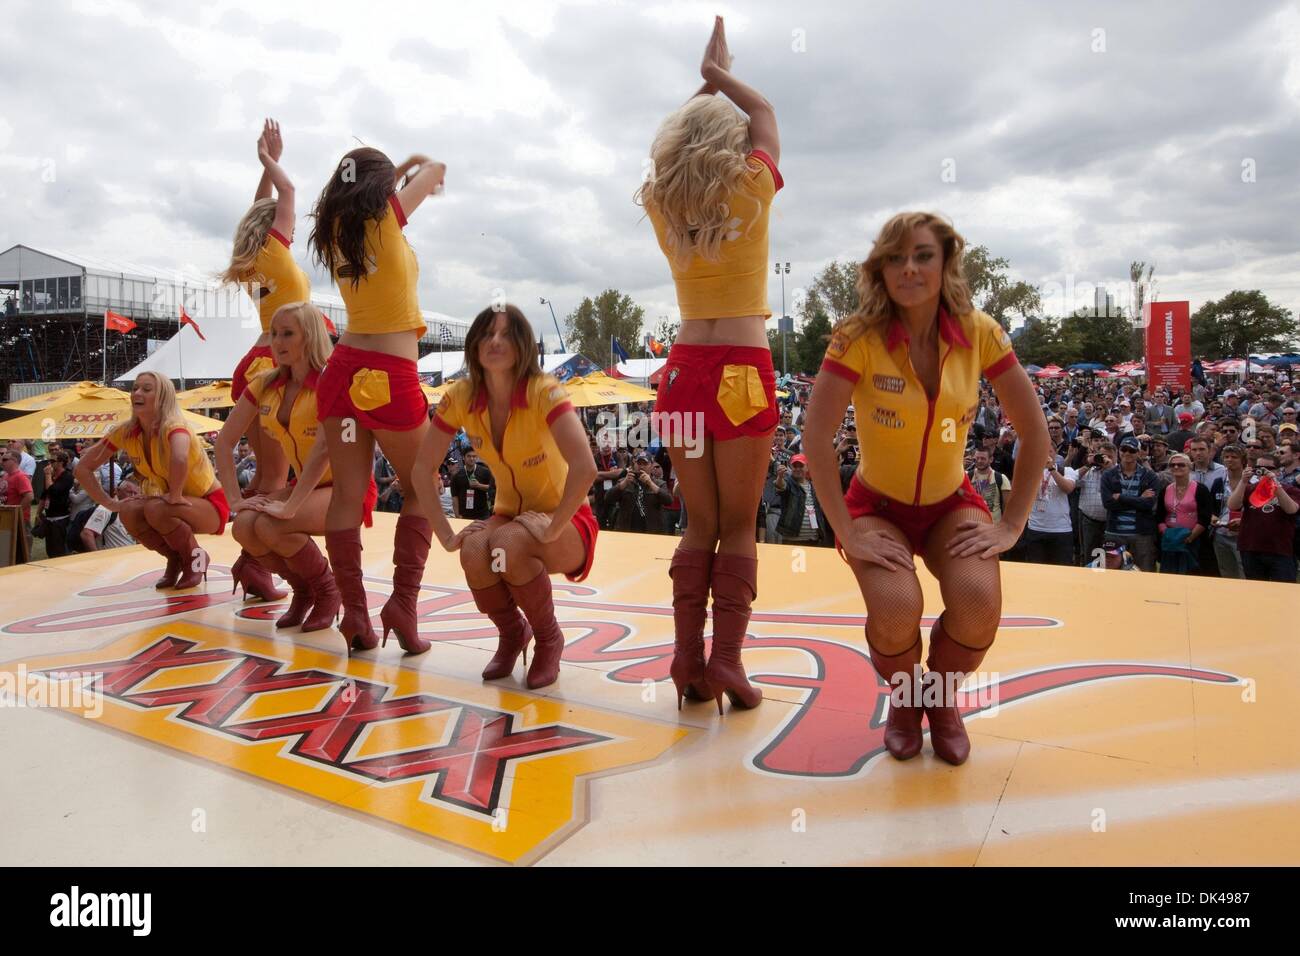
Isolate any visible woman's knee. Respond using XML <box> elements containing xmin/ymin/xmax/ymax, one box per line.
<box><xmin>488</xmin><ymin>523</ymin><xmax>539</xmax><ymax>579</ymax></box>
<box><xmin>253</xmin><ymin>513</ymin><xmax>282</xmax><ymax>544</ymax></box>
<box><xmin>943</xmin><ymin>584</ymin><xmax>1001</xmax><ymax>641</ymax></box>
<box><xmin>142</xmin><ymin>496</ymin><xmax>170</xmax><ymax>526</ymax></box>
<box><xmin>231</xmin><ymin>510</ymin><xmax>260</xmax><ymax>546</ymax></box>
<box><xmin>458</xmin><ymin>530</ymin><xmax>496</xmax><ymax>574</ymax></box>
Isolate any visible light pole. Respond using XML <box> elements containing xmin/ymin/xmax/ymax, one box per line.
<box><xmin>775</xmin><ymin>261</ymin><xmax>791</xmax><ymax>375</ymax></box>
<box><xmin>539</xmin><ymin>297</ymin><xmax>566</xmax><ymax>354</ymax></box>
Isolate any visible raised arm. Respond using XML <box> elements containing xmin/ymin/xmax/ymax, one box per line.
<box><xmin>394</xmin><ymin>155</ymin><xmax>447</xmax><ymax>221</ymax></box>
<box><xmin>256</xmin><ymin>122</ymin><xmax>295</xmax><ymax>239</ymax></box>
<box><xmin>700</xmin><ymin>17</ymin><xmax>779</xmax><ymax>164</ymax></box>
<box><xmin>254</xmin><ymin>118</ymin><xmax>282</xmax><ymax>202</ymax></box>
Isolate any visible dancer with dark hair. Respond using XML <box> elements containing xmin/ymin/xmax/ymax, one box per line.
<box><xmin>308</xmin><ymin>146</ymin><xmax>445</xmax><ymax>653</ymax></box>
<box><xmin>637</xmin><ymin>17</ymin><xmax>783</xmax><ymax>713</ymax></box>
<box><xmin>804</xmin><ymin>212</ymin><xmax>1049</xmax><ymax>765</ymax></box>
<box><xmin>413</xmin><ymin>305</ymin><xmax>598</xmax><ymax>689</ymax></box>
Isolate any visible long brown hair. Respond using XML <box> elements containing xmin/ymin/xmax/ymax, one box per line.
<box><xmin>308</xmin><ymin>147</ymin><xmax>396</xmax><ymax>291</ymax></box>
<box><xmin>463</xmin><ymin>304</ymin><xmax>541</xmax><ymax>403</ymax></box>
<box><xmin>835</xmin><ymin>212</ymin><xmax>974</xmax><ymax>343</ymax></box>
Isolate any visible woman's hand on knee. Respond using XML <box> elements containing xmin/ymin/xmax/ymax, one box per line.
<box><xmin>843</xmin><ymin>527</ymin><xmax>914</xmax><ymax>571</ymax></box>
<box><xmin>947</xmin><ymin>520</ymin><xmax>1017</xmax><ymax>559</ymax></box>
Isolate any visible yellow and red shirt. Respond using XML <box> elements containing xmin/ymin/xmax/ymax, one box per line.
<box><xmin>244</xmin><ymin>229</ymin><xmax>311</xmax><ymax>334</ymax></box>
<box><xmin>103</xmin><ymin>421</ymin><xmax>217</xmax><ymax>498</ymax></box>
<box><xmin>820</xmin><ymin>306</ymin><xmax>1019</xmax><ymax>506</ymax></box>
<box><xmin>333</xmin><ymin>195</ymin><xmax>424</xmax><ymax>336</ymax></box>
<box><xmin>646</xmin><ymin>150</ymin><xmax>783</xmax><ymax>320</ymax></box>
<box><xmin>245</xmin><ymin>369</ymin><xmax>331</xmax><ymax>484</ymax></box>
<box><xmin>431</xmin><ymin>373</ymin><xmax>575</xmax><ymax>516</ymax></box>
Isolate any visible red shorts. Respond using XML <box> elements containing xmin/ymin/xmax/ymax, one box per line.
<box><xmin>564</xmin><ymin>502</ymin><xmax>599</xmax><ymax>583</ymax></box>
<box><xmin>652</xmin><ymin>344</ymin><xmax>778</xmax><ymax>443</ymax></box>
<box><xmin>205</xmin><ymin>487</ymin><xmax>231</xmax><ymax>535</ymax></box>
<box><xmin>316</xmin><ymin>344</ymin><xmax>428</xmax><ymax>431</ymax></box>
<box><xmin>836</xmin><ymin>473</ymin><xmax>990</xmax><ymax>557</ymax></box>
<box><xmin>231</xmin><ymin>345</ymin><xmax>276</xmax><ymax>402</ymax></box>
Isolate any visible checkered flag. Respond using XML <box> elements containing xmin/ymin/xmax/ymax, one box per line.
<box><xmin>439</xmin><ymin>324</ymin><xmax>453</xmax><ymax>344</ymax></box>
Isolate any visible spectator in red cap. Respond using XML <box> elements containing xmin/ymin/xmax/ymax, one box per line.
<box><xmin>773</xmin><ymin>454</ymin><xmax>829</xmax><ymax>546</ymax></box>
<box><xmin>1166</xmin><ymin>413</ymin><xmax>1196</xmax><ymax>454</ymax></box>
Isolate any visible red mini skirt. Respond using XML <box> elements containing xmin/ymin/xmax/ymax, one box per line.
<box><xmin>837</xmin><ymin>473</ymin><xmax>991</xmax><ymax>558</ymax></box>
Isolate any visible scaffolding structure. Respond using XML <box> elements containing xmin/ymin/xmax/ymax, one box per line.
<box><xmin>0</xmin><ymin>244</ymin><xmax>469</xmax><ymax>394</ymax></box>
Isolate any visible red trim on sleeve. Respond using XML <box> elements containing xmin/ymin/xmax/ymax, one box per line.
<box><xmin>104</xmin><ymin>440</ymin><xmax>119</xmax><ymax>452</ymax></box>
<box><xmin>431</xmin><ymin>413</ymin><xmax>457</xmax><ymax>435</ymax></box>
<box><xmin>166</xmin><ymin>427</ymin><xmax>187</xmax><ymax>440</ymax></box>
<box><xmin>546</xmin><ymin>401</ymin><xmax>575</xmax><ymax>426</ymax></box>
<box><xmin>388</xmin><ymin>194</ymin><xmax>408</xmax><ymax>229</ymax></box>
<box><xmin>749</xmin><ymin>150</ymin><xmax>784</xmax><ymax>192</ymax></box>
<box><xmin>820</xmin><ymin>359</ymin><xmax>860</xmax><ymax>384</ymax></box>
<box><xmin>983</xmin><ymin>352</ymin><xmax>1020</xmax><ymax>380</ymax></box>
<box><xmin>268</xmin><ymin>228</ymin><xmax>290</xmax><ymax>248</ymax></box>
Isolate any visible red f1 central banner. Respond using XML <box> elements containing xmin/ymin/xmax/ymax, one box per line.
<box><xmin>1144</xmin><ymin>300</ymin><xmax>1191</xmax><ymax>392</ymax></box>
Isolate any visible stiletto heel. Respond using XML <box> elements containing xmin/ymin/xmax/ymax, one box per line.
<box><xmin>472</xmin><ymin>581</ymin><xmax>533</xmax><ymax>681</ymax></box>
<box><xmin>702</xmin><ymin>553</ymin><xmax>762</xmax><ymax>714</ymax></box>
<box><xmin>379</xmin><ymin>515</ymin><xmax>432</xmax><ymax>655</ymax></box>
<box><xmin>668</xmin><ymin>547</ymin><xmax>714</xmax><ymax>709</ymax></box>
<box><xmin>162</xmin><ymin>523</ymin><xmax>209</xmax><ymax>591</ymax></box>
<box><xmin>325</xmin><ymin>528</ymin><xmax>379</xmax><ymax>654</ymax></box>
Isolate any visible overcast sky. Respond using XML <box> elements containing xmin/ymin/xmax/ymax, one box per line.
<box><xmin>3</xmin><ymin>0</ymin><xmax>1298</xmax><ymax>349</ymax></box>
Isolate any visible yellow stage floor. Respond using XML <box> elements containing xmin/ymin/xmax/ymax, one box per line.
<box><xmin>1</xmin><ymin>514</ymin><xmax>1296</xmax><ymax>866</ymax></box>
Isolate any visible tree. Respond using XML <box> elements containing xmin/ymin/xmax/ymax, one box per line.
<box><xmin>1129</xmin><ymin>260</ymin><xmax>1155</xmax><ymax>324</ymax></box>
<box><xmin>800</xmin><ymin>260</ymin><xmax>859</xmax><ymax>327</ymax></box>
<box><xmin>1010</xmin><ymin>316</ymin><xmax>1061</xmax><ymax>368</ymax></box>
<box><xmin>1059</xmin><ymin>307</ymin><xmax>1137</xmax><ymax>367</ymax></box>
<box><xmin>795</xmin><ymin>310</ymin><xmax>833</xmax><ymax>374</ymax></box>
<box><xmin>1190</xmin><ymin>290</ymin><xmax>1297</xmax><ymax>360</ymax></box>
<box><xmin>564</xmin><ymin>290</ymin><xmax>645</xmax><ymax>363</ymax></box>
<box><xmin>652</xmin><ymin>316</ymin><xmax>680</xmax><ymax>349</ymax></box>
<box><xmin>963</xmin><ymin>245</ymin><xmax>1042</xmax><ymax>331</ymax></box>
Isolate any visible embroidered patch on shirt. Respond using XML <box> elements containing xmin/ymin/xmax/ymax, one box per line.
<box><xmin>872</xmin><ymin>374</ymin><xmax>905</xmax><ymax>394</ymax></box>
<box><xmin>871</xmin><ymin>407</ymin><xmax>905</xmax><ymax>430</ymax></box>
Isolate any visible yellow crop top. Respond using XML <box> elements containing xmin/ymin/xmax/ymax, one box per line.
<box><xmin>104</xmin><ymin>421</ymin><xmax>217</xmax><ymax>498</ymax></box>
<box><xmin>820</xmin><ymin>307</ymin><xmax>1020</xmax><ymax>506</ymax></box>
<box><xmin>333</xmin><ymin>195</ymin><xmax>425</xmax><ymax>336</ymax></box>
<box><xmin>245</xmin><ymin>369</ymin><xmax>331</xmax><ymax>484</ymax></box>
<box><xmin>646</xmin><ymin>150</ymin><xmax>783</xmax><ymax>320</ymax></box>
<box><xmin>431</xmin><ymin>374</ymin><xmax>576</xmax><ymax>517</ymax></box>
<box><xmin>245</xmin><ymin>230</ymin><xmax>311</xmax><ymax>333</ymax></box>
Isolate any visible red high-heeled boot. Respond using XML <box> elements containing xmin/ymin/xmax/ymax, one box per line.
<box><xmin>325</xmin><ymin>528</ymin><xmax>379</xmax><ymax>652</ymax></box>
<box><xmin>230</xmin><ymin>549</ymin><xmax>288</xmax><ymax>602</ymax></box>
<box><xmin>668</xmin><ymin>547</ymin><xmax>714</xmax><ymax>709</ymax></box>
<box><xmin>161</xmin><ymin>522</ymin><xmax>209</xmax><ymax>590</ymax></box>
<box><xmin>924</xmin><ymin>614</ymin><xmax>991</xmax><ymax>766</ymax></box>
<box><xmin>379</xmin><ymin>514</ymin><xmax>432</xmax><ymax>655</ymax></box>
<box><xmin>868</xmin><ymin>631</ymin><xmax>924</xmax><ymax>760</ymax></box>
<box><xmin>505</xmin><ymin>571</ymin><xmax>565</xmax><ymax>690</ymax></box>
<box><xmin>131</xmin><ymin>523</ymin><xmax>182</xmax><ymax>589</ymax></box>
<box><xmin>704</xmin><ymin>552</ymin><xmax>762</xmax><ymax>714</ymax></box>
<box><xmin>256</xmin><ymin>552</ymin><xmax>311</xmax><ymax>628</ymax></box>
<box><xmin>471</xmin><ymin>580</ymin><xmax>533</xmax><ymax>681</ymax></box>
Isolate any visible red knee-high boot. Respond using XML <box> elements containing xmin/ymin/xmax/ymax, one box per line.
<box><xmin>669</xmin><ymin>547</ymin><xmax>714</xmax><ymax>709</ymax></box>
<box><xmin>230</xmin><ymin>549</ymin><xmax>288</xmax><ymax>602</ymax></box>
<box><xmin>704</xmin><ymin>552</ymin><xmax>762</xmax><ymax>714</ymax></box>
<box><xmin>325</xmin><ymin>528</ymin><xmax>379</xmax><ymax>652</ymax></box>
<box><xmin>505</xmin><ymin>571</ymin><xmax>565</xmax><ymax>690</ymax></box>
<box><xmin>279</xmin><ymin>539</ymin><xmax>342</xmax><ymax>633</ymax></box>
<box><xmin>924</xmin><ymin>614</ymin><xmax>991</xmax><ymax>766</ymax></box>
<box><xmin>868</xmin><ymin>631</ymin><xmax>924</xmax><ymax>760</ymax></box>
<box><xmin>161</xmin><ymin>522</ymin><xmax>209</xmax><ymax>590</ymax></box>
<box><xmin>472</xmin><ymin>580</ymin><xmax>533</xmax><ymax>681</ymax></box>
<box><xmin>131</xmin><ymin>523</ymin><xmax>183</xmax><ymax>589</ymax></box>
<box><xmin>380</xmin><ymin>514</ymin><xmax>432</xmax><ymax>655</ymax></box>
<box><xmin>258</xmin><ymin>551</ymin><xmax>311</xmax><ymax>628</ymax></box>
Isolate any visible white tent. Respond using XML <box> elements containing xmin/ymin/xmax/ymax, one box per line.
<box><xmin>116</xmin><ymin>319</ymin><xmax>260</xmax><ymax>384</ymax></box>
<box><xmin>416</xmin><ymin>350</ymin><xmax>466</xmax><ymax>380</ymax></box>
<box><xmin>613</xmin><ymin>358</ymin><xmax>666</xmax><ymax>382</ymax></box>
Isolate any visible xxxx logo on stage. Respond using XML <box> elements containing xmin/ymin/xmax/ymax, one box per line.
<box><xmin>2</xmin><ymin>621</ymin><xmax>686</xmax><ymax>864</ymax></box>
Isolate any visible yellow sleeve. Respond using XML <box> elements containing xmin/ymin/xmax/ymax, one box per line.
<box><xmin>974</xmin><ymin>310</ymin><xmax>1019</xmax><ymax>379</ymax></box>
<box><xmin>244</xmin><ymin>371</ymin><xmax>271</xmax><ymax>407</ymax></box>
<box><xmin>744</xmin><ymin>151</ymin><xmax>784</xmax><ymax>200</ymax></box>
<box><xmin>431</xmin><ymin>381</ymin><xmax>465</xmax><ymax>435</ymax></box>
<box><xmin>534</xmin><ymin>375</ymin><xmax>574</xmax><ymax>427</ymax></box>
<box><xmin>820</xmin><ymin>327</ymin><xmax>870</xmax><ymax>385</ymax></box>
<box><xmin>103</xmin><ymin>422</ymin><xmax>128</xmax><ymax>452</ymax></box>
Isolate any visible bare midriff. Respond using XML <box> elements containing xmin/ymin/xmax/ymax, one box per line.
<box><xmin>338</xmin><ymin>328</ymin><xmax>422</xmax><ymax>360</ymax></box>
<box><xmin>674</xmin><ymin>314</ymin><xmax>769</xmax><ymax>349</ymax></box>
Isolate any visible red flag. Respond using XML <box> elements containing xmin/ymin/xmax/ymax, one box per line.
<box><xmin>645</xmin><ymin>335</ymin><xmax>665</xmax><ymax>357</ymax></box>
<box><xmin>322</xmin><ymin>314</ymin><xmax>338</xmax><ymax>336</ymax></box>
<box><xmin>104</xmin><ymin>310</ymin><xmax>136</xmax><ymax>334</ymax></box>
<box><xmin>180</xmin><ymin>306</ymin><xmax>206</xmax><ymax>341</ymax></box>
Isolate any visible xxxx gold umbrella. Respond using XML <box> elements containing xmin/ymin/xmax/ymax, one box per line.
<box><xmin>421</xmin><ymin>381</ymin><xmax>455</xmax><ymax>405</ymax></box>
<box><xmin>3</xmin><ymin>381</ymin><xmax>128</xmax><ymax>410</ymax></box>
<box><xmin>0</xmin><ymin>394</ymin><xmax>223</xmax><ymax>441</ymax></box>
<box><xmin>562</xmin><ymin>373</ymin><xmax>657</xmax><ymax>408</ymax></box>
<box><xmin>177</xmin><ymin>380</ymin><xmax>235</xmax><ymax>410</ymax></box>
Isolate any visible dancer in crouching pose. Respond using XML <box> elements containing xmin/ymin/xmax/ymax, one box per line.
<box><xmin>75</xmin><ymin>373</ymin><xmax>230</xmax><ymax>589</ymax></box>
<box><xmin>412</xmin><ymin>304</ymin><xmax>598</xmax><ymax>689</ymax></box>
<box><xmin>804</xmin><ymin>212</ymin><xmax>1048</xmax><ymax>764</ymax></box>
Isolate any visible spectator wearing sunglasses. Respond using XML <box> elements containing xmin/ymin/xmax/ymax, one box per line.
<box><xmin>1154</xmin><ymin>453</ymin><xmax>1214</xmax><ymax>574</ymax></box>
<box><xmin>1100</xmin><ymin>436</ymin><xmax>1160</xmax><ymax>571</ymax></box>
<box><xmin>1228</xmin><ymin>452</ymin><xmax>1299</xmax><ymax>582</ymax></box>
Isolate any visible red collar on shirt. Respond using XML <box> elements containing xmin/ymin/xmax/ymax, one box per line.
<box><xmin>468</xmin><ymin>376</ymin><xmax>531</xmax><ymax>413</ymax></box>
<box><xmin>885</xmin><ymin>304</ymin><xmax>973</xmax><ymax>352</ymax></box>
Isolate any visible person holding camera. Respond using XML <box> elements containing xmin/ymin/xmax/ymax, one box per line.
<box><xmin>1074</xmin><ymin>440</ymin><xmax>1116</xmax><ymax>566</ymax></box>
<box><xmin>774</xmin><ymin>454</ymin><xmax>829</xmax><ymax>546</ymax></box>
<box><xmin>614</xmin><ymin>453</ymin><xmax>673</xmax><ymax>533</ymax></box>
<box><xmin>968</xmin><ymin>447</ymin><xmax>1012</xmax><ymax>524</ymax></box>
<box><xmin>1227</xmin><ymin>451</ymin><xmax>1298</xmax><ymax>582</ymax></box>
